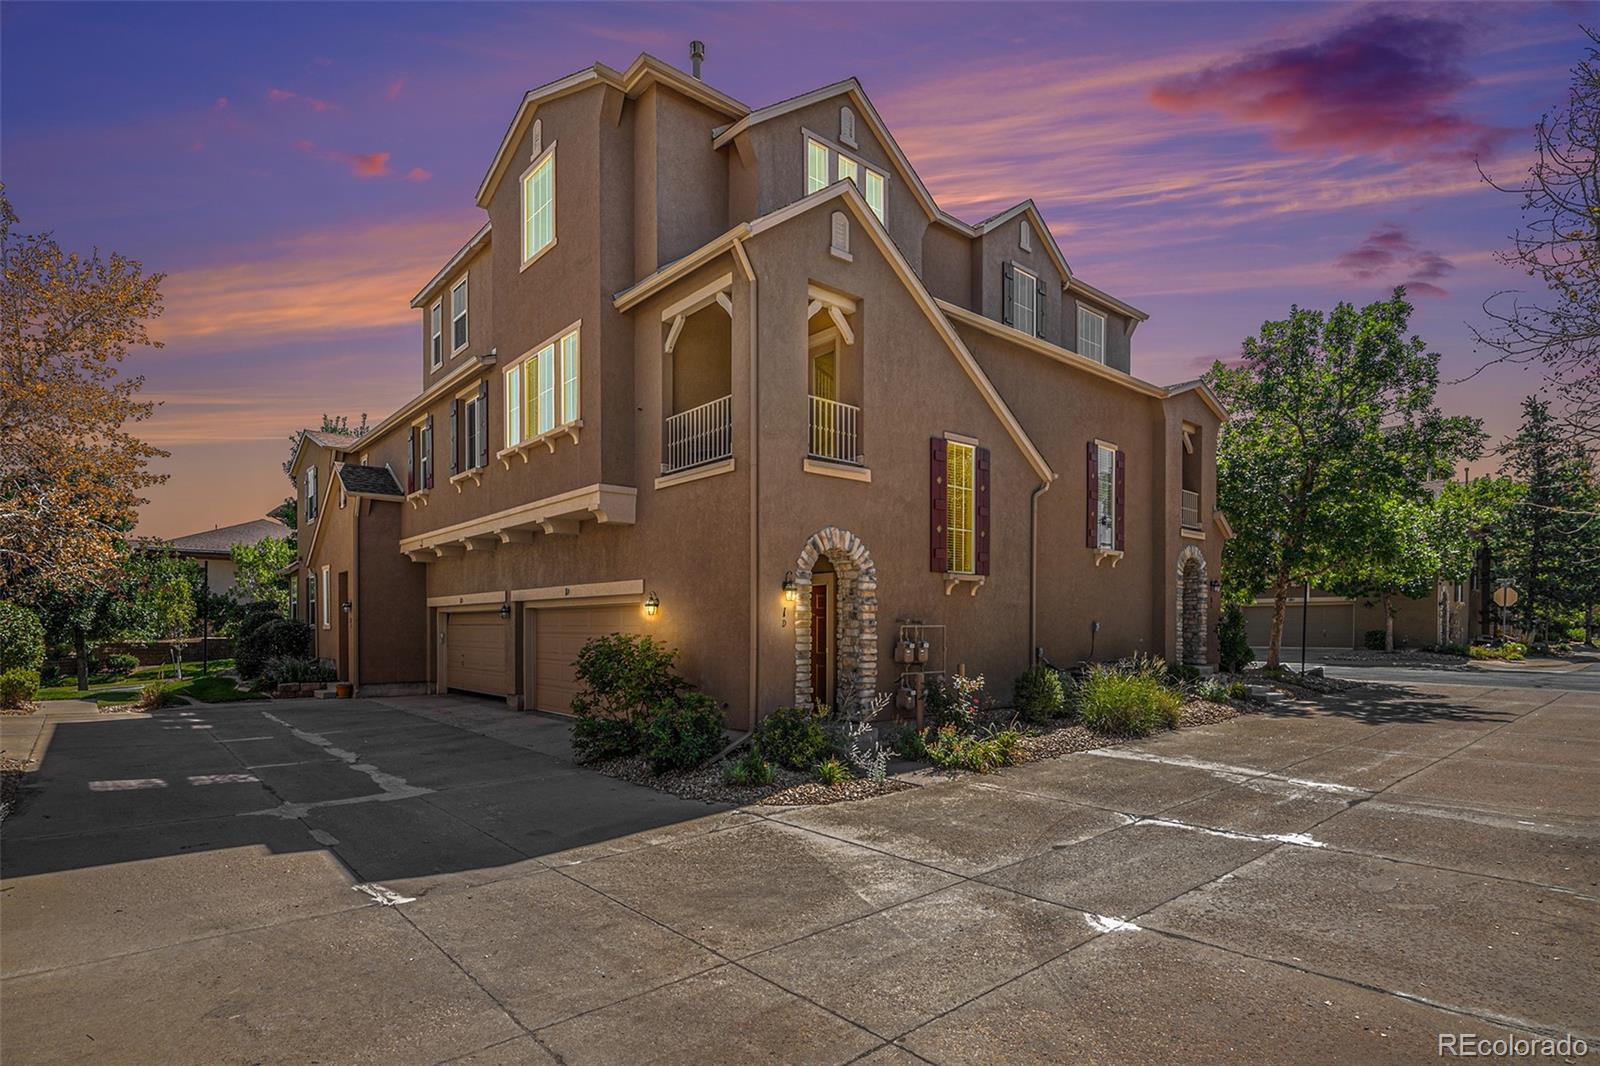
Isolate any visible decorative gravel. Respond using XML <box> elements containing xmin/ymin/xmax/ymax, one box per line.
<box><xmin>1014</xmin><ymin>724</ymin><xmax>1109</xmax><ymax>761</ymax></box>
<box><xmin>0</xmin><ymin>705</ymin><xmax>38</xmax><ymax>717</ymax></box>
<box><xmin>1314</xmin><ymin>648</ymin><xmax>1472</xmax><ymax>670</ymax></box>
<box><xmin>0</xmin><ymin>755</ymin><xmax>28</xmax><ymax>823</ymax></box>
<box><xmin>1179</xmin><ymin>698</ymin><xmax>1246</xmax><ymax>726</ymax></box>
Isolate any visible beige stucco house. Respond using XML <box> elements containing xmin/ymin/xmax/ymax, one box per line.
<box><xmin>287</xmin><ymin>50</ymin><xmax>1229</xmax><ymax>725</ymax></box>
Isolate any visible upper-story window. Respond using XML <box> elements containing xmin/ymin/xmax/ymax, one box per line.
<box><xmin>1011</xmin><ymin>265</ymin><xmax>1038</xmax><ymax>336</ymax></box>
<box><xmin>1097</xmin><ymin>441</ymin><xmax>1118</xmax><ymax>550</ymax></box>
<box><xmin>463</xmin><ymin>389</ymin><xmax>484</xmax><ymax>469</ymax></box>
<box><xmin>1078</xmin><ymin>306</ymin><xmax>1106</xmax><ymax>363</ymax></box>
<box><xmin>304</xmin><ymin>464</ymin><xmax>318</xmax><ymax>523</ymax></box>
<box><xmin>804</xmin><ymin>132</ymin><xmax>886</xmax><ymax>223</ymax></box>
<box><xmin>506</xmin><ymin>326</ymin><xmax>580</xmax><ymax>446</ymax></box>
<box><xmin>450</xmin><ymin>277</ymin><xmax>469</xmax><ymax>354</ymax></box>
<box><xmin>521</xmin><ymin>147</ymin><xmax>555</xmax><ymax>266</ymax></box>
<box><xmin>505</xmin><ymin>364</ymin><xmax>523</xmax><ymax>448</ymax></box>
<box><xmin>430</xmin><ymin>301</ymin><xmax>443</xmax><ymax>369</ymax></box>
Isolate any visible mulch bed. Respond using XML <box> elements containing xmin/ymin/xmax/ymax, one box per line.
<box><xmin>0</xmin><ymin>705</ymin><xmax>38</xmax><ymax>717</ymax></box>
<box><xmin>759</xmin><ymin>779</ymin><xmax>916</xmax><ymax>806</ymax></box>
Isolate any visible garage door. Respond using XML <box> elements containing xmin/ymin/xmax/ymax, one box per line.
<box><xmin>1245</xmin><ymin>602</ymin><xmax>1354</xmax><ymax>649</ymax></box>
<box><xmin>534</xmin><ymin>604</ymin><xmax>647</xmax><ymax>715</ymax></box>
<box><xmin>445</xmin><ymin>611</ymin><xmax>510</xmax><ymax>696</ymax></box>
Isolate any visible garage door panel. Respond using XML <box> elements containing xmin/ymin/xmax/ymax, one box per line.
<box><xmin>447</xmin><ymin>612</ymin><xmax>509</xmax><ymax>696</ymax></box>
<box><xmin>1245</xmin><ymin>603</ymin><xmax>1353</xmax><ymax>649</ymax></box>
<box><xmin>534</xmin><ymin>605</ymin><xmax>647</xmax><ymax>715</ymax></box>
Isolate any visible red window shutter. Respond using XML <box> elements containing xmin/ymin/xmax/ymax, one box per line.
<box><xmin>449</xmin><ymin>401</ymin><xmax>459</xmax><ymax>476</ymax></box>
<box><xmin>424</xmin><ymin>414</ymin><xmax>435</xmax><ymax>489</ymax></box>
<box><xmin>476</xmin><ymin>379</ymin><xmax>489</xmax><ymax>469</ymax></box>
<box><xmin>930</xmin><ymin>437</ymin><xmax>948</xmax><ymax>573</ymax></box>
<box><xmin>1114</xmin><ymin>450</ymin><xmax>1126</xmax><ymax>553</ymax></box>
<box><xmin>1085</xmin><ymin>441</ymin><xmax>1098</xmax><ymax>548</ymax></box>
<box><xmin>975</xmin><ymin>446</ymin><xmax>991</xmax><ymax>576</ymax></box>
<box><xmin>406</xmin><ymin>427</ymin><xmax>416</xmax><ymax>493</ymax></box>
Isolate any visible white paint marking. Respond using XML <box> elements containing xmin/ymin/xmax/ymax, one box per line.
<box><xmin>243</xmin><ymin>710</ymin><xmax>432</xmax><ymax>818</ymax></box>
<box><xmin>1086</xmin><ymin>914</ymin><xmax>1141</xmax><ymax>933</ymax></box>
<box><xmin>220</xmin><ymin>735</ymin><xmax>274</xmax><ymax>742</ymax></box>
<box><xmin>310</xmin><ymin>829</ymin><xmax>340</xmax><ymax>846</ymax></box>
<box><xmin>353</xmin><ymin>883</ymin><xmax>415</xmax><ymax>907</ymax></box>
<box><xmin>1087</xmin><ymin>747</ymin><xmax>1371</xmax><ymax>797</ymax></box>
<box><xmin>89</xmin><ymin>778</ymin><xmax>167</xmax><ymax>791</ymax></box>
<box><xmin>186</xmin><ymin>773</ymin><xmax>259</xmax><ymax>786</ymax></box>
<box><xmin>1139</xmin><ymin>817</ymin><xmax>1328</xmax><ymax>849</ymax></box>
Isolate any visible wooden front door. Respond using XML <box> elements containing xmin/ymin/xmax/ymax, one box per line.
<box><xmin>809</xmin><ymin>577</ymin><xmax>833</xmax><ymax>708</ymax></box>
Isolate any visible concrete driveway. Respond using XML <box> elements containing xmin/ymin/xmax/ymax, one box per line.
<box><xmin>2</xmin><ymin>683</ymin><xmax>1596</xmax><ymax>1064</ymax></box>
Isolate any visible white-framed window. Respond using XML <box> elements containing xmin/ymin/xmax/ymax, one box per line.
<box><xmin>1097</xmin><ymin>442</ymin><xmax>1117</xmax><ymax>550</ymax></box>
<box><xmin>806</xmin><ymin>137</ymin><xmax>829</xmax><ymax>194</ymax></box>
<box><xmin>1079</xmin><ymin>306</ymin><xmax>1107</xmax><ymax>363</ymax></box>
<box><xmin>505</xmin><ymin>365</ymin><xmax>523</xmax><ymax>448</ymax></box>
<box><xmin>1020</xmin><ymin>219</ymin><xmax>1032</xmax><ymax>252</ymax></box>
<box><xmin>430</xmin><ymin>301</ymin><xmax>443</xmax><ymax>369</ymax></box>
<box><xmin>946</xmin><ymin>440</ymin><xmax>976</xmax><ymax>574</ymax></box>
<box><xmin>863</xmin><ymin>170</ymin><xmax>885</xmax><ymax>222</ymax></box>
<box><xmin>450</xmin><ymin>277</ymin><xmax>468</xmax><ymax>354</ymax></box>
<box><xmin>560</xmin><ymin>331</ymin><xmax>579</xmax><ymax>423</ymax></box>
<box><xmin>536</xmin><ymin>343</ymin><xmax>556</xmax><ymax>435</ymax></box>
<box><xmin>464</xmin><ymin>390</ymin><xmax>483</xmax><ymax>469</ymax></box>
<box><xmin>304</xmin><ymin>465</ymin><xmax>318</xmax><ymax>523</ymax></box>
<box><xmin>1012</xmin><ymin>265</ymin><xmax>1038</xmax><ymax>336</ymax></box>
<box><xmin>837</xmin><ymin>155</ymin><xmax>858</xmax><ymax>188</ymax></box>
<box><xmin>319</xmin><ymin>565</ymin><xmax>330</xmax><ymax>629</ymax></box>
<box><xmin>521</xmin><ymin>147</ymin><xmax>555</xmax><ymax>265</ymax></box>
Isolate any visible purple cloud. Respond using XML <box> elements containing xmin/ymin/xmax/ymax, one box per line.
<box><xmin>1149</xmin><ymin>13</ymin><xmax>1508</xmax><ymax>160</ymax></box>
<box><xmin>1333</xmin><ymin>223</ymin><xmax>1455</xmax><ymax>296</ymax></box>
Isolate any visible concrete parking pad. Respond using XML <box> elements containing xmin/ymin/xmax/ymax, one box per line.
<box><xmin>985</xmin><ymin>746</ymin><xmax>1241</xmax><ymax>815</ymax></box>
<box><xmin>1383</xmin><ymin>755</ymin><xmax>1600</xmax><ymax>820</ymax></box>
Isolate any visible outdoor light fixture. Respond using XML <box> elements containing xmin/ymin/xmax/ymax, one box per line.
<box><xmin>340</xmin><ymin>600</ymin><xmax>353</xmax><ymax>614</ymax></box>
<box><xmin>644</xmin><ymin>592</ymin><xmax>660</xmax><ymax>617</ymax></box>
<box><xmin>498</xmin><ymin>603</ymin><xmax>512</xmax><ymax>619</ymax></box>
<box><xmin>782</xmin><ymin>572</ymin><xmax>798</xmax><ymax>603</ymax></box>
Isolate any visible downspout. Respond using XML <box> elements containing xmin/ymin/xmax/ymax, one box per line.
<box><xmin>736</xmin><ymin>237</ymin><xmax>760</xmax><ymax>731</ymax></box>
<box><xmin>1029</xmin><ymin>479</ymin><xmax>1050</xmax><ymax>663</ymax></box>
<box><xmin>351</xmin><ymin>501</ymin><xmax>361</xmax><ymax>692</ymax></box>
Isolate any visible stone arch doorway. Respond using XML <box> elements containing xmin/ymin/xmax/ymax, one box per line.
<box><xmin>1176</xmin><ymin>545</ymin><xmax>1208</xmax><ymax>666</ymax></box>
<box><xmin>792</xmin><ymin>527</ymin><xmax>878</xmax><ymax>711</ymax></box>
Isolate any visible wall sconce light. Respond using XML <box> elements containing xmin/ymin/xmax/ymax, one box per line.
<box><xmin>340</xmin><ymin>601</ymin><xmax>353</xmax><ymax>614</ymax></box>
<box><xmin>643</xmin><ymin>592</ymin><xmax>660</xmax><ymax>617</ymax></box>
<box><xmin>498</xmin><ymin>602</ymin><xmax>512</xmax><ymax>620</ymax></box>
<box><xmin>782</xmin><ymin>572</ymin><xmax>798</xmax><ymax>603</ymax></box>
<box><xmin>1208</xmin><ymin>579</ymin><xmax>1221</xmax><ymax>591</ymax></box>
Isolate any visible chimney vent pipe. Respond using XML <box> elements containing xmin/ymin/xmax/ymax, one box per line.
<box><xmin>690</xmin><ymin>40</ymin><xmax>705</xmax><ymax>79</ymax></box>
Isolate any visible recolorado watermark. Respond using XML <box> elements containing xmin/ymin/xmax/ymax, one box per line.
<box><xmin>1439</xmin><ymin>1033</ymin><xmax>1589</xmax><ymax>1058</ymax></box>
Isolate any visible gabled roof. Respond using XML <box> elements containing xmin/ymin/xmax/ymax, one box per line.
<box><xmin>968</xmin><ymin>200</ymin><xmax>1074</xmax><ymax>289</ymax></box>
<box><xmin>336</xmin><ymin>463</ymin><xmax>405</xmax><ymax>498</ymax></box>
<box><xmin>411</xmin><ymin>223</ymin><xmax>491</xmax><ymax>308</ymax></box>
<box><xmin>1067</xmin><ymin>275</ymin><xmax>1148</xmax><ymax>323</ymax></box>
<box><xmin>287</xmin><ymin>429</ymin><xmax>362</xmax><ymax>479</ymax></box>
<box><xmin>612</xmin><ymin>181</ymin><xmax>1055</xmax><ymax>484</ymax></box>
<box><xmin>1164</xmin><ymin>379</ymin><xmax>1229</xmax><ymax>421</ymax></box>
<box><xmin>164</xmin><ymin>518</ymin><xmax>288</xmax><ymax>557</ymax></box>
<box><xmin>477</xmin><ymin>53</ymin><xmax>748</xmax><ymax>209</ymax></box>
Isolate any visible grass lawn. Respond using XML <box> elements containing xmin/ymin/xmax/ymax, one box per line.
<box><xmin>36</xmin><ymin>659</ymin><xmax>251</xmax><ymax>703</ymax></box>
<box><xmin>175</xmin><ymin>676</ymin><xmax>264</xmax><ymax>703</ymax></box>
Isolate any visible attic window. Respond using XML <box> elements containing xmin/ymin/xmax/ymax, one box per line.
<box><xmin>840</xmin><ymin>106</ymin><xmax>857</xmax><ymax>148</ymax></box>
<box><xmin>1020</xmin><ymin>219</ymin><xmax>1032</xmax><ymax>252</ymax></box>
<box><xmin>530</xmin><ymin>118</ymin><xmax>543</xmax><ymax>158</ymax></box>
<box><xmin>830</xmin><ymin>211</ymin><xmax>851</xmax><ymax>260</ymax></box>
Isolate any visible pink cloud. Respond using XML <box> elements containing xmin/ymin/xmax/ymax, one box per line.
<box><xmin>266</xmin><ymin>87</ymin><xmax>335</xmax><ymax>112</ymax></box>
<box><xmin>386</xmin><ymin>77</ymin><xmax>406</xmax><ymax>101</ymax></box>
<box><xmin>1149</xmin><ymin>13</ymin><xmax>1509</xmax><ymax>161</ymax></box>
<box><xmin>405</xmin><ymin>167</ymin><xmax>431</xmax><ymax>183</ymax></box>
<box><xmin>349</xmin><ymin>151</ymin><xmax>391</xmax><ymax>177</ymax></box>
<box><xmin>1333</xmin><ymin>223</ymin><xmax>1456</xmax><ymax>296</ymax></box>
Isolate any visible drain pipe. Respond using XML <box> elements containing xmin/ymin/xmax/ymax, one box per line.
<box><xmin>735</xmin><ymin>237</ymin><xmax>759</xmax><ymax>730</ymax></box>
<box><xmin>1029</xmin><ymin>479</ymin><xmax>1050</xmax><ymax>663</ymax></box>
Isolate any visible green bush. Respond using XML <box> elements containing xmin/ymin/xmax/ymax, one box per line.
<box><xmin>890</xmin><ymin>724</ymin><xmax>928</xmax><ymax>761</ymax></box>
<box><xmin>755</xmin><ymin>705</ymin><xmax>832</xmax><ymax>770</ymax></box>
<box><xmin>237</xmin><ymin>618</ymin><xmax>313</xmax><ymax>678</ymax></box>
<box><xmin>1217</xmin><ymin>603</ymin><xmax>1252</xmax><ymax>673</ymax></box>
<box><xmin>570</xmin><ymin>633</ymin><xmax>684</xmax><ymax>717</ymax></box>
<box><xmin>1470</xmin><ymin>642</ymin><xmax>1527</xmax><ymax>662</ymax></box>
<box><xmin>230</xmin><ymin>601</ymin><xmax>282</xmax><ymax>640</ymax></box>
<box><xmin>924</xmin><ymin>725</ymin><xmax>1022</xmax><ymax>773</ymax></box>
<box><xmin>572</xmin><ymin>714</ymin><xmax>643</xmax><ymax>762</ymax></box>
<box><xmin>643</xmin><ymin>692</ymin><xmax>725</xmax><ymax>774</ymax></box>
<box><xmin>0</xmin><ymin>667</ymin><xmax>40</xmax><ymax>708</ymax></box>
<box><xmin>723</xmin><ymin>747</ymin><xmax>773</xmax><ymax>786</ymax></box>
<box><xmin>260</xmin><ymin>656</ymin><xmax>335</xmax><ymax>686</ymax></box>
<box><xmin>138</xmin><ymin>681</ymin><xmax>182</xmax><ymax>710</ymax></box>
<box><xmin>1012</xmin><ymin>665</ymin><xmax>1065</xmax><ymax>723</ymax></box>
<box><xmin>102</xmin><ymin>653</ymin><xmax>140</xmax><ymax>677</ymax></box>
<box><xmin>1074</xmin><ymin>664</ymin><xmax>1183</xmax><ymax>736</ymax></box>
<box><xmin>814</xmin><ymin>757</ymin><xmax>849</xmax><ymax>786</ymax></box>
<box><xmin>1228</xmin><ymin>681</ymin><xmax>1249</xmax><ymax>700</ymax></box>
<box><xmin>1427</xmin><ymin>643</ymin><xmax>1469</xmax><ymax>657</ymax></box>
<box><xmin>1364</xmin><ymin>629</ymin><xmax>1388</xmax><ymax>651</ymax></box>
<box><xmin>0</xmin><ymin>603</ymin><xmax>45</xmax><ymax>673</ymax></box>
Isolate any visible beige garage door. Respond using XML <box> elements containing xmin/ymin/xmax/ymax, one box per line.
<box><xmin>534</xmin><ymin>604</ymin><xmax>647</xmax><ymax>715</ymax></box>
<box><xmin>445</xmin><ymin>611</ymin><xmax>510</xmax><ymax>696</ymax></box>
<box><xmin>1245</xmin><ymin>603</ymin><xmax>1354</xmax><ymax>649</ymax></box>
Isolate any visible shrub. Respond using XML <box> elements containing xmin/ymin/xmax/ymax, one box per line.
<box><xmin>569</xmin><ymin>634</ymin><xmax>687</xmax><ymax>762</ymax></box>
<box><xmin>1427</xmin><ymin>643</ymin><xmax>1469</xmax><ymax>657</ymax></box>
<box><xmin>1217</xmin><ymin>603</ymin><xmax>1252</xmax><ymax>674</ymax></box>
<box><xmin>1168</xmin><ymin>663</ymin><xmax>1202</xmax><ymax>686</ymax></box>
<box><xmin>1364</xmin><ymin>629</ymin><xmax>1388</xmax><ymax>651</ymax></box>
<box><xmin>1194</xmin><ymin>678</ymin><xmax>1231</xmax><ymax>703</ymax></box>
<box><xmin>230</xmin><ymin>601</ymin><xmax>282</xmax><ymax>640</ymax></box>
<box><xmin>0</xmin><ymin>667</ymin><xmax>40</xmax><ymax>708</ymax></box>
<box><xmin>572</xmin><ymin>714</ymin><xmax>644</xmax><ymax>762</ymax></box>
<box><xmin>102</xmin><ymin>653</ymin><xmax>140</xmax><ymax>677</ymax></box>
<box><xmin>237</xmin><ymin>618</ymin><xmax>314</xmax><ymax>678</ymax></box>
<box><xmin>924</xmin><ymin>673</ymin><xmax>987</xmax><ymax>731</ymax></box>
<box><xmin>39</xmin><ymin>662</ymin><xmax>61</xmax><ymax>684</ymax></box>
<box><xmin>138</xmin><ymin>681</ymin><xmax>181</xmax><ymax>710</ymax></box>
<box><xmin>1228</xmin><ymin>681</ymin><xmax>1249</xmax><ymax>700</ymax></box>
<box><xmin>890</xmin><ymin>724</ymin><xmax>928</xmax><ymax>761</ymax></box>
<box><xmin>924</xmin><ymin>725</ymin><xmax>1022</xmax><ymax>773</ymax></box>
<box><xmin>1012</xmin><ymin>664</ymin><xmax>1065</xmax><ymax>723</ymax></box>
<box><xmin>1470</xmin><ymin>642</ymin><xmax>1527</xmax><ymax>661</ymax></box>
<box><xmin>260</xmin><ymin>656</ymin><xmax>336</xmax><ymax>686</ymax></box>
<box><xmin>643</xmin><ymin>692</ymin><xmax>725</xmax><ymax>774</ymax></box>
<box><xmin>0</xmin><ymin>603</ymin><xmax>45</xmax><ymax>672</ymax></box>
<box><xmin>814</xmin><ymin>757</ymin><xmax>849</xmax><ymax>786</ymax></box>
<box><xmin>1074</xmin><ymin>663</ymin><xmax>1183</xmax><ymax>736</ymax></box>
<box><xmin>755</xmin><ymin>705</ymin><xmax>832</xmax><ymax>770</ymax></box>
<box><xmin>723</xmin><ymin>747</ymin><xmax>773</xmax><ymax>786</ymax></box>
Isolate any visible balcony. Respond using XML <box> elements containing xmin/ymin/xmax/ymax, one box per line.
<box><xmin>663</xmin><ymin>394</ymin><xmax>732</xmax><ymax>475</ymax></box>
<box><xmin>809</xmin><ymin>395</ymin><xmax>862</xmax><ymax>465</ymax></box>
<box><xmin>1181</xmin><ymin>489</ymin><xmax>1200</xmax><ymax>529</ymax></box>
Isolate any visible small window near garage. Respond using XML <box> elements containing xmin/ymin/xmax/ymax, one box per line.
<box><xmin>1079</xmin><ymin>305</ymin><xmax>1106</xmax><ymax>363</ymax></box>
<box><xmin>451</xmin><ymin>277</ymin><xmax>469</xmax><ymax>354</ymax></box>
<box><xmin>1088</xmin><ymin>441</ymin><xmax>1123</xmax><ymax>552</ymax></box>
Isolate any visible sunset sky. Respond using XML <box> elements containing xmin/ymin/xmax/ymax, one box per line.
<box><xmin>2</xmin><ymin>1</ymin><xmax>1589</xmax><ymax>538</ymax></box>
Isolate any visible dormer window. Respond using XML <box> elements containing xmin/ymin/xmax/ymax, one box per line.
<box><xmin>807</xmin><ymin>138</ymin><xmax>829</xmax><ymax>194</ymax></box>
<box><xmin>1078</xmin><ymin>306</ymin><xmax>1106</xmax><ymax>363</ymax></box>
<box><xmin>803</xmin><ymin>131</ymin><xmax>887</xmax><ymax>223</ymax></box>
<box><xmin>521</xmin><ymin>146</ymin><xmax>555</xmax><ymax>267</ymax></box>
<box><xmin>450</xmin><ymin>277</ymin><xmax>468</xmax><ymax>354</ymax></box>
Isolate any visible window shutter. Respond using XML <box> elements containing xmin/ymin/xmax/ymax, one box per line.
<box><xmin>1001</xmin><ymin>262</ymin><xmax>1014</xmax><ymax>326</ymax></box>
<box><xmin>406</xmin><ymin>427</ymin><xmax>415</xmax><ymax>493</ymax></box>
<box><xmin>1114</xmin><ymin>450</ymin><xmax>1126</xmax><ymax>553</ymax></box>
<box><xmin>424</xmin><ymin>414</ymin><xmax>434</xmax><ymax>489</ymax></box>
<box><xmin>975</xmin><ymin>446</ymin><xmax>991</xmax><ymax>576</ymax></box>
<box><xmin>930</xmin><ymin>437</ymin><xmax>948</xmax><ymax>573</ymax></box>
<box><xmin>449</xmin><ymin>401</ymin><xmax>459</xmax><ymax>476</ymax></box>
<box><xmin>1036</xmin><ymin>279</ymin><xmax>1047</xmax><ymax>339</ymax></box>
<box><xmin>1085</xmin><ymin>441</ymin><xmax>1098</xmax><ymax>548</ymax></box>
<box><xmin>477</xmin><ymin>379</ymin><xmax>490</xmax><ymax>469</ymax></box>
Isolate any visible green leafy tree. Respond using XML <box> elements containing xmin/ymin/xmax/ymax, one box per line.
<box><xmin>0</xmin><ymin>601</ymin><xmax>45</xmax><ymax>671</ymax></box>
<box><xmin>1326</xmin><ymin>496</ymin><xmax>1439</xmax><ymax>652</ymax></box>
<box><xmin>1431</xmin><ymin>476</ymin><xmax>1522</xmax><ymax>644</ymax></box>
<box><xmin>1209</xmin><ymin>291</ymin><xmax>1483</xmax><ymax>666</ymax></box>
<box><xmin>121</xmin><ymin>550</ymin><xmax>198</xmax><ymax>677</ymax></box>
<box><xmin>230</xmin><ymin>536</ymin><xmax>294</xmax><ymax>613</ymax></box>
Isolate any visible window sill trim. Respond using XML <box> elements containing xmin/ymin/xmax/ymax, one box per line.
<box><xmin>449</xmin><ymin>468</ymin><xmax>484</xmax><ymax>492</ymax></box>
<box><xmin>943</xmin><ymin>573</ymin><xmax>985</xmax><ymax>597</ymax></box>
<box><xmin>655</xmin><ymin>457</ymin><xmax>735</xmax><ymax>490</ymax></box>
<box><xmin>803</xmin><ymin>457</ymin><xmax>871</xmax><ymax>482</ymax></box>
<box><xmin>497</xmin><ymin>420</ymin><xmax>583</xmax><ymax>466</ymax></box>
<box><xmin>1180</xmin><ymin>527</ymin><xmax>1206</xmax><ymax>541</ymax></box>
<box><xmin>519</xmin><ymin>238</ymin><xmax>558</xmax><ymax>274</ymax></box>
<box><xmin>1094</xmin><ymin>548</ymin><xmax>1124</xmax><ymax>568</ymax></box>
<box><xmin>829</xmin><ymin>248</ymin><xmax>853</xmax><ymax>263</ymax></box>
<box><xmin>406</xmin><ymin>490</ymin><xmax>430</xmax><ymax>509</ymax></box>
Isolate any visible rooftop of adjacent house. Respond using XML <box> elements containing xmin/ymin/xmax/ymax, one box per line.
<box><xmin>336</xmin><ymin>463</ymin><xmax>405</xmax><ymax>498</ymax></box>
<box><xmin>164</xmin><ymin>518</ymin><xmax>288</xmax><ymax>556</ymax></box>
<box><xmin>302</xmin><ymin>430</ymin><xmax>363</xmax><ymax>450</ymax></box>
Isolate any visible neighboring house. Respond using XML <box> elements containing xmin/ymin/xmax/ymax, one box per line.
<box><xmin>287</xmin><ymin>49</ymin><xmax>1229</xmax><ymax>722</ymax></box>
<box><xmin>1244</xmin><ymin>578</ymin><xmax>1483</xmax><ymax>653</ymax></box>
<box><xmin>162</xmin><ymin>517</ymin><xmax>291</xmax><ymax>597</ymax></box>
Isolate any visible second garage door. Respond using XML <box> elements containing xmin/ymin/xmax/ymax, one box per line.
<box><xmin>445</xmin><ymin>611</ymin><xmax>510</xmax><ymax>696</ymax></box>
<box><xmin>1245</xmin><ymin>602</ymin><xmax>1354</xmax><ymax>650</ymax></box>
<box><xmin>534</xmin><ymin>604</ymin><xmax>648</xmax><ymax>715</ymax></box>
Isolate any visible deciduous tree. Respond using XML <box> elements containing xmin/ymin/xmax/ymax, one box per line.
<box><xmin>230</xmin><ymin>536</ymin><xmax>294</xmax><ymax>614</ymax></box>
